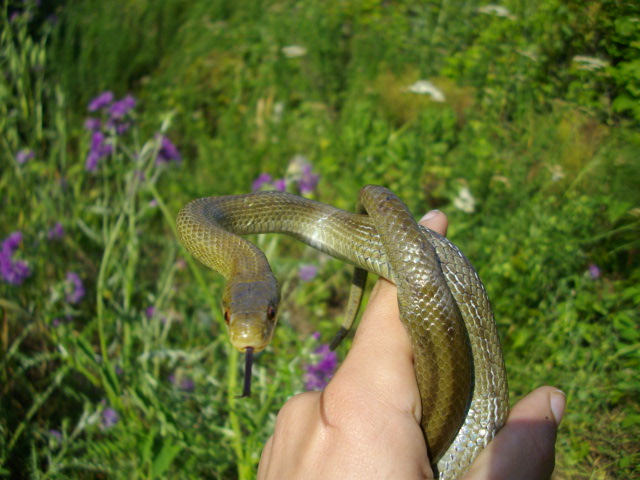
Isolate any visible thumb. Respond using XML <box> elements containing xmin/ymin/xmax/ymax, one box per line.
<box><xmin>463</xmin><ymin>386</ymin><xmax>566</xmax><ymax>479</ymax></box>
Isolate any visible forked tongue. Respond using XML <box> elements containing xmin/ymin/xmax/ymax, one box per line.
<box><xmin>239</xmin><ymin>347</ymin><xmax>254</xmax><ymax>398</ymax></box>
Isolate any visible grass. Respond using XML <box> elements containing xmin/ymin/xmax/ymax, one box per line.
<box><xmin>1</xmin><ymin>0</ymin><xmax>639</xmax><ymax>478</ymax></box>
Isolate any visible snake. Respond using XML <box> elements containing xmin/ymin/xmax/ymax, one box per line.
<box><xmin>176</xmin><ymin>185</ymin><xmax>508</xmax><ymax>478</ymax></box>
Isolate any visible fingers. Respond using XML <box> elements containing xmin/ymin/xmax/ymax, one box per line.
<box><xmin>331</xmin><ymin>209</ymin><xmax>449</xmax><ymax>426</ymax></box>
<box><xmin>257</xmin><ymin>390</ymin><xmax>323</xmax><ymax>478</ymax></box>
<box><xmin>257</xmin><ymin>210</ymin><xmax>449</xmax><ymax>479</ymax></box>
<box><xmin>419</xmin><ymin>210</ymin><xmax>447</xmax><ymax>236</ymax></box>
<box><xmin>257</xmin><ymin>434</ymin><xmax>274</xmax><ymax>477</ymax></box>
<box><xmin>317</xmin><ymin>210</ymin><xmax>448</xmax><ymax>471</ymax></box>
<box><xmin>463</xmin><ymin>386</ymin><xmax>566</xmax><ymax>480</ymax></box>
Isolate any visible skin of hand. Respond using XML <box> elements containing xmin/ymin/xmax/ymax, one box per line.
<box><xmin>257</xmin><ymin>210</ymin><xmax>567</xmax><ymax>480</ymax></box>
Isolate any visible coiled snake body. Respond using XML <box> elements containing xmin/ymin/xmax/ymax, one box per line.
<box><xmin>176</xmin><ymin>185</ymin><xmax>508</xmax><ymax>478</ymax></box>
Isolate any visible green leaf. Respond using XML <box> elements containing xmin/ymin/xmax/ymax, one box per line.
<box><xmin>619</xmin><ymin>455</ymin><xmax>632</xmax><ymax>468</ymax></box>
<box><xmin>613</xmin><ymin>95</ymin><xmax>640</xmax><ymax>116</ymax></box>
<box><xmin>151</xmin><ymin>441</ymin><xmax>183</xmax><ymax>477</ymax></box>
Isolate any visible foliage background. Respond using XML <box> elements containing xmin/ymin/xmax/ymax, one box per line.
<box><xmin>1</xmin><ymin>0</ymin><xmax>639</xmax><ymax>478</ymax></box>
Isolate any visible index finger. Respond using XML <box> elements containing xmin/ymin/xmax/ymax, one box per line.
<box><xmin>321</xmin><ymin>210</ymin><xmax>449</xmax><ymax>469</ymax></box>
<box><xmin>331</xmin><ymin>209</ymin><xmax>448</xmax><ymax>416</ymax></box>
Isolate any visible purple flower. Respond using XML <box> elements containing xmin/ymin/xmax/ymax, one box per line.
<box><xmin>299</xmin><ymin>264</ymin><xmax>318</xmax><ymax>281</ymax></box>
<box><xmin>85</xmin><ymin>93</ymin><xmax>135</xmax><ymax>163</ymax></box>
<box><xmin>181</xmin><ymin>377</ymin><xmax>195</xmax><ymax>392</ymax></box>
<box><xmin>145</xmin><ymin>305</ymin><xmax>167</xmax><ymax>324</ymax></box>
<box><xmin>155</xmin><ymin>135</ymin><xmax>182</xmax><ymax>164</ymax></box>
<box><xmin>16</xmin><ymin>149</ymin><xmax>34</xmax><ymax>164</ymax></box>
<box><xmin>51</xmin><ymin>315</ymin><xmax>73</xmax><ymax>328</ymax></box>
<box><xmin>1</xmin><ymin>232</ymin><xmax>31</xmax><ymax>285</ymax></box>
<box><xmin>182</xmin><ymin>377</ymin><xmax>195</xmax><ymax>391</ymax></box>
<box><xmin>47</xmin><ymin>222</ymin><xmax>64</xmax><ymax>240</ymax></box>
<box><xmin>109</xmin><ymin>95</ymin><xmax>136</xmax><ymax>120</ymax></box>
<box><xmin>298</xmin><ymin>164</ymin><xmax>319</xmax><ymax>194</ymax></box>
<box><xmin>273</xmin><ymin>178</ymin><xmax>287</xmax><ymax>192</ymax></box>
<box><xmin>85</xmin><ymin>131</ymin><xmax>113</xmax><ymax>171</ymax></box>
<box><xmin>88</xmin><ymin>91</ymin><xmax>114</xmax><ymax>112</ymax></box>
<box><xmin>253</xmin><ymin>174</ymin><xmax>286</xmax><ymax>192</ymax></box>
<box><xmin>85</xmin><ymin>151</ymin><xmax>100</xmax><ymax>172</ymax></box>
<box><xmin>169</xmin><ymin>372</ymin><xmax>195</xmax><ymax>392</ymax></box>
<box><xmin>84</xmin><ymin>117</ymin><xmax>101</xmax><ymax>131</ymax></box>
<box><xmin>65</xmin><ymin>272</ymin><xmax>85</xmax><ymax>304</ymax></box>
<box><xmin>252</xmin><ymin>173</ymin><xmax>273</xmax><ymax>191</ymax></box>
<box><xmin>1</xmin><ymin>259</ymin><xmax>30</xmax><ymax>285</ymax></box>
<box><xmin>2</xmin><ymin>232</ymin><xmax>23</xmax><ymax>254</ymax></box>
<box><xmin>115</xmin><ymin>121</ymin><xmax>132</xmax><ymax>135</ymax></box>
<box><xmin>287</xmin><ymin>156</ymin><xmax>320</xmax><ymax>194</ymax></box>
<box><xmin>101</xmin><ymin>407</ymin><xmax>119</xmax><ymax>430</ymax></box>
<box><xmin>588</xmin><ymin>264</ymin><xmax>601</xmax><ymax>280</ymax></box>
<box><xmin>304</xmin><ymin>344</ymin><xmax>337</xmax><ymax>390</ymax></box>
<box><xmin>90</xmin><ymin>131</ymin><xmax>106</xmax><ymax>151</ymax></box>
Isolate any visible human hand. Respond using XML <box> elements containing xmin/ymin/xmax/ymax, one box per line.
<box><xmin>257</xmin><ymin>210</ymin><xmax>566</xmax><ymax>479</ymax></box>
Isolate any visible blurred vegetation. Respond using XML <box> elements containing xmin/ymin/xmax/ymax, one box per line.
<box><xmin>1</xmin><ymin>0</ymin><xmax>639</xmax><ymax>478</ymax></box>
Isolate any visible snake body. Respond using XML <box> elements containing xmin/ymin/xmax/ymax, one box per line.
<box><xmin>176</xmin><ymin>185</ymin><xmax>508</xmax><ymax>478</ymax></box>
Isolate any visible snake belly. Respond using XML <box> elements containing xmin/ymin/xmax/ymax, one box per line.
<box><xmin>176</xmin><ymin>185</ymin><xmax>508</xmax><ymax>478</ymax></box>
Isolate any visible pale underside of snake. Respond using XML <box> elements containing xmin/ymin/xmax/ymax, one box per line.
<box><xmin>176</xmin><ymin>185</ymin><xmax>509</xmax><ymax>478</ymax></box>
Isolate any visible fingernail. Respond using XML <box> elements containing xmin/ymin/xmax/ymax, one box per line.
<box><xmin>550</xmin><ymin>389</ymin><xmax>566</xmax><ymax>426</ymax></box>
<box><xmin>420</xmin><ymin>210</ymin><xmax>440</xmax><ymax>222</ymax></box>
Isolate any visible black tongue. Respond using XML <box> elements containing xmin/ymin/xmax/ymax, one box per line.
<box><xmin>239</xmin><ymin>347</ymin><xmax>254</xmax><ymax>398</ymax></box>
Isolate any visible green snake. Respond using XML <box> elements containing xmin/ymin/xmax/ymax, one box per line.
<box><xmin>176</xmin><ymin>185</ymin><xmax>508</xmax><ymax>478</ymax></box>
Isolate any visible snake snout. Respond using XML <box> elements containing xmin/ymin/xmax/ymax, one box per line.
<box><xmin>226</xmin><ymin>311</ymin><xmax>275</xmax><ymax>353</ymax></box>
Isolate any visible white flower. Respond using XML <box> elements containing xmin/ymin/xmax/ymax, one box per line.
<box><xmin>273</xmin><ymin>101</ymin><xmax>285</xmax><ymax>122</ymax></box>
<box><xmin>286</xmin><ymin>154</ymin><xmax>310</xmax><ymax>177</ymax></box>
<box><xmin>406</xmin><ymin>80</ymin><xmax>446</xmax><ymax>102</ymax></box>
<box><xmin>572</xmin><ymin>55</ymin><xmax>609</xmax><ymax>71</ymax></box>
<box><xmin>477</xmin><ymin>5</ymin><xmax>516</xmax><ymax>19</ymax></box>
<box><xmin>281</xmin><ymin>45</ymin><xmax>307</xmax><ymax>58</ymax></box>
<box><xmin>548</xmin><ymin>164</ymin><xmax>565</xmax><ymax>182</ymax></box>
<box><xmin>453</xmin><ymin>186</ymin><xmax>476</xmax><ymax>213</ymax></box>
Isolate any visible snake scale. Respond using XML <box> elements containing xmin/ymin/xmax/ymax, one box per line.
<box><xmin>176</xmin><ymin>185</ymin><xmax>508</xmax><ymax>478</ymax></box>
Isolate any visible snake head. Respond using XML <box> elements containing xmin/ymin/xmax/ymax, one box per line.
<box><xmin>222</xmin><ymin>278</ymin><xmax>280</xmax><ymax>353</ymax></box>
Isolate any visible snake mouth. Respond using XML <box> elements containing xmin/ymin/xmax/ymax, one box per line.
<box><xmin>229</xmin><ymin>333</ymin><xmax>269</xmax><ymax>353</ymax></box>
<box><xmin>227</xmin><ymin>313</ymin><xmax>274</xmax><ymax>353</ymax></box>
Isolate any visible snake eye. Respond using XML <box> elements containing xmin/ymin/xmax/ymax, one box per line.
<box><xmin>223</xmin><ymin>309</ymin><xmax>230</xmax><ymax>325</ymax></box>
<box><xmin>267</xmin><ymin>305</ymin><xmax>276</xmax><ymax>320</ymax></box>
